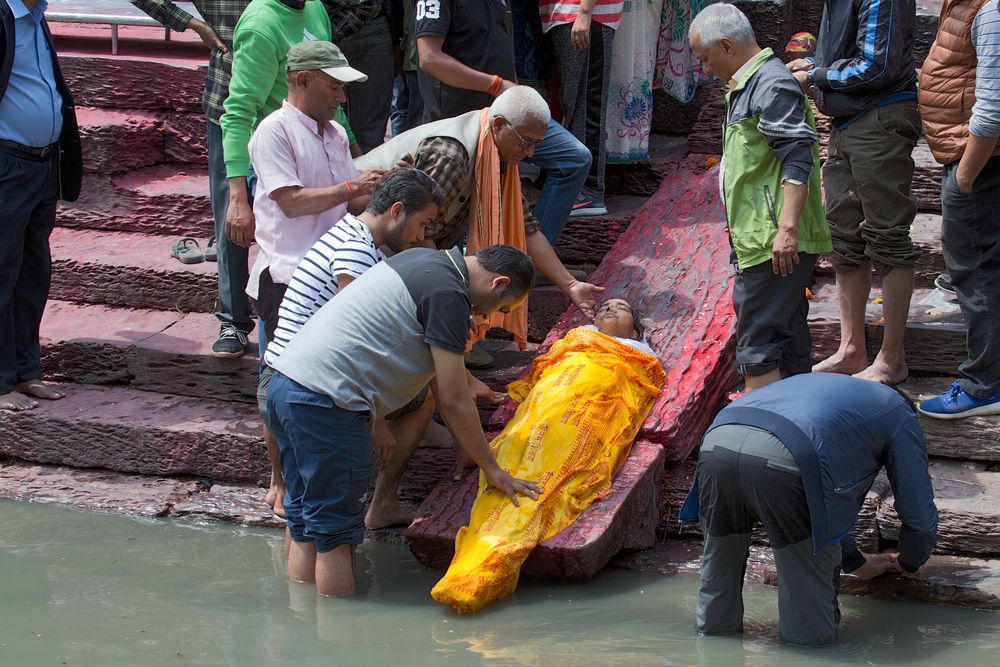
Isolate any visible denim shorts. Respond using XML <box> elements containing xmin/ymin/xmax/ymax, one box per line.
<box><xmin>266</xmin><ymin>371</ymin><xmax>374</xmax><ymax>553</ymax></box>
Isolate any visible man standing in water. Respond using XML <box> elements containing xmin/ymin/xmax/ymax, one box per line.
<box><xmin>682</xmin><ymin>372</ymin><xmax>937</xmax><ymax>645</ymax></box>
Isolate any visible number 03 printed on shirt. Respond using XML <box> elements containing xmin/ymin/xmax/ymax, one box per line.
<box><xmin>416</xmin><ymin>0</ymin><xmax>441</xmax><ymax>20</ymax></box>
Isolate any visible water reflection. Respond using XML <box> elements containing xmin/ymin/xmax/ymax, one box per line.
<box><xmin>2</xmin><ymin>501</ymin><xmax>999</xmax><ymax>666</ymax></box>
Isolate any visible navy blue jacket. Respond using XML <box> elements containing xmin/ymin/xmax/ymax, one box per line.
<box><xmin>812</xmin><ymin>0</ymin><xmax>917</xmax><ymax>122</ymax></box>
<box><xmin>682</xmin><ymin>373</ymin><xmax>937</xmax><ymax>573</ymax></box>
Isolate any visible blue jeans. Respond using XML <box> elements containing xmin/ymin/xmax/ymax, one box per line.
<box><xmin>206</xmin><ymin>118</ymin><xmax>254</xmax><ymax>332</ymax></box>
<box><xmin>267</xmin><ymin>371</ymin><xmax>374</xmax><ymax>553</ymax></box>
<box><xmin>523</xmin><ymin>118</ymin><xmax>592</xmax><ymax>244</ymax></box>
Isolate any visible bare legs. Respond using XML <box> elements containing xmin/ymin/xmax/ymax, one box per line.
<box><xmin>263</xmin><ymin>424</ymin><xmax>286</xmax><ymax>518</ymax></box>
<box><xmin>744</xmin><ymin>368</ymin><xmax>781</xmax><ymax>393</ymax></box>
<box><xmin>287</xmin><ymin>535</ymin><xmax>356</xmax><ymax>598</ymax></box>
<box><xmin>813</xmin><ymin>266</ymin><xmax>911</xmax><ymax>384</ymax></box>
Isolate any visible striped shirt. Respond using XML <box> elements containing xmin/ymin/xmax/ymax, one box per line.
<box><xmin>539</xmin><ymin>0</ymin><xmax>624</xmax><ymax>32</ymax></box>
<box><xmin>264</xmin><ymin>213</ymin><xmax>384</xmax><ymax>366</ymax></box>
<box><xmin>972</xmin><ymin>1</ymin><xmax>1000</xmax><ymax>138</ymax></box>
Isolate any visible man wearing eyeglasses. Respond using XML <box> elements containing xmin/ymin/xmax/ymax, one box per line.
<box><xmin>356</xmin><ymin>85</ymin><xmax>605</xmax><ymax>329</ymax></box>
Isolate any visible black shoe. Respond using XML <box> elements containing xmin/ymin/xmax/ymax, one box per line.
<box><xmin>934</xmin><ymin>274</ymin><xmax>956</xmax><ymax>294</ymax></box>
<box><xmin>211</xmin><ymin>324</ymin><xmax>249</xmax><ymax>358</ymax></box>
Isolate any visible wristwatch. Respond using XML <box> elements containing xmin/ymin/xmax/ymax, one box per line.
<box><xmin>806</xmin><ymin>69</ymin><xmax>817</xmax><ymax>90</ymax></box>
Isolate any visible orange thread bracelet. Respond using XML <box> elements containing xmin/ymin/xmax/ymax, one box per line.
<box><xmin>344</xmin><ymin>179</ymin><xmax>353</xmax><ymax>197</ymax></box>
<box><xmin>487</xmin><ymin>74</ymin><xmax>504</xmax><ymax>97</ymax></box>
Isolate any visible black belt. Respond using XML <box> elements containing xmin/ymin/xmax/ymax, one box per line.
<box><xmin>0</xmin><ymin>139</ymin><xmax>58</xmax><ymax>159</ymax></box>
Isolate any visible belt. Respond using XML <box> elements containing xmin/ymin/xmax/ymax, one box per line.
<box><xmin>0</xmin><ymin>139</ymin><xmax>58</xmax><ymax>159</ymax></box>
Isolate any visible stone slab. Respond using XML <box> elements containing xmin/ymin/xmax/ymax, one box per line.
<box><xmin>809</xmin><ymin>281</ymin><xmax>967</xmax><ymax>375</ymax></box>
<box><xmin>49</xmin><ymin>227</ymin><xmax>218</xmax><ymax>312</ymax></box>
<box><xmin>613</xmin><ymin>541</ymin><xmax>1000</xmax><ymax>611</ymax></box>
<box><xmin>39</xmin><ymin>300</ymin><xmax>182</xmax><ymax>384</ymax></box>
<box><xmin>879</xmin><ymin>459</ymin><xmax>1000</xmax><ymax>556</ymax></box>
<box><xmin>912</xmin><ymin>139</ymin><xmax>943</xmax><ymax>213</ymax></box>
<box><xmin>899</xmin><ymin>377</ymin><xmax>1000</xmax><ymax>461</ymax></box>
<box><xmin>60</xmin><ymin>54</ymin><xmax>205</xmax><ymax>112</ymax></box>
<box><xmin>553</xmin><ymin>196</ymin><xmax>641</xmax><ymax>266</ymax></box>
<box><xmin>0</xmin><ymin>461</ymin><xmax>201</xmax><ymax>518</ymax></box>
<box><xmin>406</xmin><ymin>439</ymin><xmax>665</xmax><ymax>579</ymax></box>
<box><xmin>506</xmin><ymin>157</ymin><xmax>739</xmax><ymax>461</ymax></box>
<box><xmin>57</xmin><ymin>164</ymin><xmax>213</xmax><ymax>237</ymax></box>
<box><xmin>527</xmin><ymin>286</ymin><xmax>571</xmax><ymax>343</ymax></box>
<box><xmin>0</xmin><ymin>384</ymin><xmax>268</xmax><ymax>485</ymax></box>
<box><xmin>171</xmin><ymin>483</ymin><xmax>284</xmax><ymax>528</ymax></box>
<box><xmin>77</xmin><ymin>106</ymin><xmax>164</xmax><ymax>174</ymax></box>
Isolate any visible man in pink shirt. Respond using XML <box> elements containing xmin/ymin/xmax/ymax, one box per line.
<box><xmin>247</xmin><ymin>40</ymin><xmax>384</xmax><ymax>347</ymax></box>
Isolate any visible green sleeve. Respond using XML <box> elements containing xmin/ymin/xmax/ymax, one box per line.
<box><xmin>220</xmin><ymin>28</ymin><xmax>281</xmax><ymax>179</ymax></box>
<box><xmin>334</xmin><ymin>107</ymin><xmax>357</xmax><ymax>146</ymax></box>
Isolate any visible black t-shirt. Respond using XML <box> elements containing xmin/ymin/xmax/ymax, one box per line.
<box><xmin>415</xmin><ymin>0</ymin><xmax>517</xmax><ymax>121</ymax></box>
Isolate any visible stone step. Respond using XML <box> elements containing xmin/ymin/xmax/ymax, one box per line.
<box><xmin>407</xmin><ymin>157</ymin><xmax>740</xmax><ymax>579</ymax></box>
<box><xmin>0</xmin><ymin>383</ymin><xmax>267</xmax><ymax>485</ymax></box>
<box><xmin>880</xmin><ymin>459</ymin><xmax>1000</xmax><ymax>556</ymax></box>
<box><xmin>39</xmin><ymin>301</ymin><xmax>260</xmax><ymax>404</ymax></box>
<box><xmin>900</xmin><ymin>377</ymin><xmax>1000</xmax><ymax>462</ymax></box>
<box><xmin>814</xmin><ymin>213</ymin><xmax>946</xmax><ymax>288</ymax></box>
<box><xmin>50</xmin><ymin>227</ymin><xmax>221</xmax><ymax>312</ymax></box>
<box><xmin>61</xmin><ymin>53</ymin><xmax>206</xmax><ymax>113</ymax></box>
<box><xmin>809</xmin><ymin>282</ymin><xmax>966</xmax><ymax>375</ymax></box>
<box><xmin>58</xmin><ymin>163</ymin><xmax>213</xmax><ymax>237</ymax></box>
<box><xmin>77</xmin><ymin>106</ymin><xmax>207</xmax><ymax>175</ymax></box>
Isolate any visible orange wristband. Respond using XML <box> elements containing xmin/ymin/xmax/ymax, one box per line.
<box><xmin>344</xmin><ymin>179</ymin><xmax>353</xmax><ymax>197</ymax></box>
<box><xmin>487</xmin><ymin>74</ymin><xmax>504</xmax><ymax>97</ymax></box>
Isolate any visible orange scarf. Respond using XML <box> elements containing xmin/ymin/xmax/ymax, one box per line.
<box><xmin>466</xmin><ymin>108</ymin><xmax>529</xmax><ymax>348</ymax></box>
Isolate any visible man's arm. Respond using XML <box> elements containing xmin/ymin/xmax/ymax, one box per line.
<box><xmin>429</xmin><ymin>346</ymin><xmax>540</xmax><ymax>505</ymax></box>
<box><xmin>270</xmin><ymin>169</ymin><xmax>383</xmax><ymax>218</ymax></box>
<box><xmin>884</xmin><ymin>406</ymin><xmax>938</xmax><ymax>574</ymax></box>
<box><xmin>417</xmin><ymin>36</ymin><xmax>512</xmax><ymax>94</ymax></box>
<box><xmin>130</xmin><ymin>1</ymin><xmax>228</xmax><ymax>53</ymax></box>
<box><xmin>809</xmin><ymin>0</ymin><xmax>910</xmax><ymax>93</ymax></box>
<box><xmin>525</xmin><ymin>231</ymin><xmax>604</xmax><ymax>319</ymax></box>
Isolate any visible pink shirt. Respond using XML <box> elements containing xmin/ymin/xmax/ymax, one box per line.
<box><xmin>246</xmin><ymin>100</ymin><xmax>359</xmax><ymax>298</ymax></box>
<box><xmin>539</xmin><ymin>0</ymin><xmax>624</xmax><ymax>32</ymax></box>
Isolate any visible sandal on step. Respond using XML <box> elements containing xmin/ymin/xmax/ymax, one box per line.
<box><xmin>170</xmin><ymin>237</ymin><xmax>204</xmax><ymax>264</ymax></box>
<box><xmin>204</xmin><ymin>235</ymin><xmax>218</xmax><ymax>262</ymax></box>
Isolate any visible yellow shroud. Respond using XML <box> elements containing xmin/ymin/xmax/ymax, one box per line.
<box><xmin>431</xmin><ymin>327</ymin><xmax>665</xmax><ymax>614</ymax></box>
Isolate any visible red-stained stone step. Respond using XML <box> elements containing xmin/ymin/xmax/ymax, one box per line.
<box><xmin>77</xmin><ymin>106</ymin><xmax>164</xmax><ymax>174</ymax></box>
<box><xmin>50</xmin><ymin>227</ymin><xmax>219</xmax><ymax>312</ymax></box>
<box><xmin>60</xmin><ymin>53</ymin><xmax>206</xmax><ymax>113</ymax></box>
<box><xmin>406</xmin><ymin>439</ymin><xmax>665</xmax><ymax>579</ymax></box>
<box><xmin>0</xmin><ymin>384</ymin><xmax>267</xmax><ymax>485</ymax></box>
<box><xmin>808</xmin><ymin>281</ymin><xmax>966</xmax><ymax>375</ymax></box>
<box><xmin>57</xmin><ymin>163</ymin><xmax>213</xmax><ymax>236</ymax></box>
<box><xmin>40</xmin><ymin>301</ymin><xmax>260</xmax><ymax>403</ymax></box>
<box><xmin>407</xmin><ymin>159</ymin><xmax>739</xmax><ymax>579</ymax></box>
<box><xmin>552</xmin><ymin>196</ymin><xmax>641</xmax><ymax>265</ymax></box>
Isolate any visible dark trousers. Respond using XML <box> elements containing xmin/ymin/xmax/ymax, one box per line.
<box><xmin>0</xmin><ymin>146</ymin><xmax>59</xmax><ymax>394</ymax></box>
<box><xmin>549</xmin><ymin>21</ymin><xmax>614</xmax><ymax>201</ymax></box>
<box><xmin>697</xmin><ymin>425</ymin><xmax>842</xmax><ymax>646</ymax></box>
<box><xmin>942</xmin><ymin>156</ymin><xmax>1000</xmax><ymax>398</ymax></box>
<box><xmin>340</xmin><ymin>16</ymin><xmax>394</xmax><ymax>153</ymax></box>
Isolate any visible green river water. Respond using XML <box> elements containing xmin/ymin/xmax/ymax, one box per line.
<box><xmin>2</xmin><ymin>500</ymin><xmax>998</xmax><ymax>666</ymax></box>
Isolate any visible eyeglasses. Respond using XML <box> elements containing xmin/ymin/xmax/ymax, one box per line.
<box><xmin>505</xmin><ymin>120</ymin><xmax>545</xmax><ymax>150</ymax></box>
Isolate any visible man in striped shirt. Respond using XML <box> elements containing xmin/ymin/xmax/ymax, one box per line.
<box><xmin>261</xmin><ymin>168</ymin><xmax>447</xmax><ymax>526</ymax></box>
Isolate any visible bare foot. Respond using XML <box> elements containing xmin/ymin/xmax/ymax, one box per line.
<box><xmin>0</xmin><ymin>390</ymin><xmax>38</xmax><ymax>411</ymax></box>
<box><xmin>16</xmin><ymin>380</ymin><xmax>65</xmax><ymax>401</ymax></box>
<box><xmin>812</xmin><ymin>349</ymin><xmax>869</xmax><ymax>375</ymax></box>
<box><xmin>365</xmin><ymin>502</ymin><xmax>417</xmax><ymax>529</ymax></box>
<box><xmin>853</xmin><ymin>358</ymin><xmax>908</xmax><ymax>385</ymax></box>
<box><xmin>451</xmin><ymin>450</ymin><xmax>474</xmax><ymax>480</ymax></box>
<box><xmin>266</xmin><ymin>484</ymin><xmax>287</xmax><ymax>518</ymax></box>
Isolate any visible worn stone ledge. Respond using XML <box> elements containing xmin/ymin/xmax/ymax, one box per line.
<box><xmin>899</xmin><ymin>377</ymin><xmax>1000</xmax><ymax>462</ymax></box>
<box><xmin>61</xmin><ymin>54</ymin><xmax>205</xmax><ymax>112</ymax></box>
<box><xmin>77</xmin><ymin>106</ymin><xmax>164</xmax><ymax>174</ymax></box>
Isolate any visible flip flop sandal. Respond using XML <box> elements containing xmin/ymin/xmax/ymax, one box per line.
<box><xmin>170</xmin><ymin>237</ymin><xmax>204</xmax><ymax>264</ymax></box>
<box><xmin>204</xmin><ymin>235</ymin><xmax>218</xmax><ymax>262</ymax></box>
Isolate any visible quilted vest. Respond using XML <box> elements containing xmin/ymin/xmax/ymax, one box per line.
<box><xmin>919</xmin><ymin>0</ymin><xmax>1000</xmax><ymax>164</ymax></box>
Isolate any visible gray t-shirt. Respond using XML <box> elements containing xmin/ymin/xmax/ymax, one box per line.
<box><xmin>271</xmin><ymin>247</ymin><xmax>471</xmax><ymax>425</ymax></box>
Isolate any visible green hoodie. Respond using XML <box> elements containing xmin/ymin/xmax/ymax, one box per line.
<box><xmin>220</xmin><ymin>0</ymin><xmax>355</xmax><ymax>179</ymax></box>
<box><xmin>722</xmin><ymin>49</ymin><xmax>831</xmax><ymax>269</ymax></box>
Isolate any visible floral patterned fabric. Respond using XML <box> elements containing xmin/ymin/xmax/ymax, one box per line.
<box><xmin>654</xmin><ymin>0</ymin><xmax>706</xmax><ymax>104</ymax></box>
<box><xmin>605</xmin><ymin>0</ymin><xmax>665</xmax><ymax>163</ymax></box>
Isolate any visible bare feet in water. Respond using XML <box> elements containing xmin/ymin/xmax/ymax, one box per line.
<box><xmin>0</xmin><ymin>390</ymin><xmax>37</xmax><ymax>411</ymax></box>
<box><xmin>365</xmin><ymin>502</ymin><xmax>417</xmax><ymax>530</ymax></box>
<box><xmin>812</xmin><ymin>349</ymin><xmax>869</xmax><ymax>376</ymax></box>
<box><xmin>853</xmin><ymin>355</ymin><xmax>908</xmax><ymax>386</ymax></box>
<box><xmin>16</xmin><ymin>380</ymin><xmax>65</xmax><ymax>401</ymax></box>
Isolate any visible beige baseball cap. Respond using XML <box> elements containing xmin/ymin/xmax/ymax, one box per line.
<box><xmin>286</xmin><ymin>40</ymin><xmax>368</xmax><ymax>83</ymax></box>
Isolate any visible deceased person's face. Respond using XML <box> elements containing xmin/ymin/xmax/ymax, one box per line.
<box><xmin>595</xmin><ymin>299</ymin><xmax>638</xmax><ymax>339</ymax></box>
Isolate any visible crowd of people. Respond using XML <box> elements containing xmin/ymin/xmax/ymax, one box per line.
<box><xmin>2</xmin><ymin>0</ymin><xmax>999</xmax><ymax>647</ymax></box>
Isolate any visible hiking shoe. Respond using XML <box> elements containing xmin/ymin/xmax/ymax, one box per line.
<box><xmin>465</xmin><ymin>342</ymin><xmax>494</xmax><ymax>370</ymax></box>
<box><xmin>211</xmin><ymin>325</ymin><xmax>249</xmax><ymax>358</ymax></box>
<box><xmin>569</xmin><ymin>195</ymin><xmax>608</xmax><ymax>218</ymax></box>
<box><xmin>934</xmin><ymin>274</ymin><xmax>956</xmax><ymax>294</ymax></box>
<box><xmin>917</xmin><ymin>381</ymin><xmax>1000</xmax><ymax>419</ymax></box>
